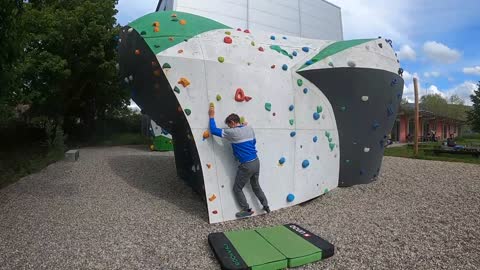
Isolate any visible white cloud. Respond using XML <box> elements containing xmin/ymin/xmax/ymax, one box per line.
<box><xmin>424</xmin><ymin>71</ymin><xmax>441</xmax><ymax>78</ymax></box>
<box><xmin>402</xmin><ymin>81</ymin><xmax>477</xmax><ymax>105</ymax></box>
<box><xmin>463</xmin><ymin>66</ymin><xmax>480</xmax><ymax>76</ymax></box>
<box><xmin>423</xmin><ymin>41</ymin><xmax>461</xmax><ymax>64</ymax></box>
<box><xmin>444</xmin><ymin>81</ymin><xmax>477</xmax><ymax>105</ymax></box>
<box><xmin>397</xmin><ymin>45</ymin><xmax>416</xmax><ymax>61</ymax></box>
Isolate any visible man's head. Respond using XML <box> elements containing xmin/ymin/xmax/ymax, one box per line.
<box><xmin>225</xmin><ymin>113</ymin><xmax>241</xmax><ymax>128</ymax></box>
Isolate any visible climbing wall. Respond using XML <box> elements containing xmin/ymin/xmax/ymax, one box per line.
<box><xmin>118</xmin><ymin>11</ymin><xmax>404</xmax><ymax>223</ymax></box>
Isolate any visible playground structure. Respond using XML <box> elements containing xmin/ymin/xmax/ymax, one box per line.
<box><xmin>118</xmin><ymin>11</ymin><xmax>404</xmax><ymax>223</ymax></box>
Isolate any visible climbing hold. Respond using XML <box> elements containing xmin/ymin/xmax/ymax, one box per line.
<box><xmin>360</xmin><ymin>169</ymin><xmax>365</xmax><ymax>175</ymax></box>
<box><xmin>244</xmin><ymin>29</ymin><xmax>250</xmax><ymax>33</ymax></box>
<box><xmin>216</xmin><ymin>94</ymin><xmax>222</xmax><ymax>101</ymax></box>
<box><xmin>225</xmin><ymin>31</ymin><xmax>231</xmax><ymax>35</ymax></box>
<box><xmin>151</xmin><ymin>61</ymin><xmax>158</xmax><ymax>67</ymax></box>
<box><xmin>287</xmin><ymin>194</ymin><xmax>295</xmax><ymax>202</ymax></box>
<box><xmin>154</xmin><ymin>27</ymin><xmax>160</xmax><ymax>32</ymax></box>
<box><xmin>283</xmin><ymin>36</ymin><xmax>287</xmax><ymax>40</ymax></box>
<box><xmin>237</xmin><ymin>28</ymin><xmax>242</xmax><ymax>31</ymax></box>
<box><xmin>124</xmin><ymin>77</ymin><xmax>129</xmax><ymax>83</ymax></box>
<box><xmin>154</xmin><ymin>44</ymin><xmax>161</xmax><ymax>48</ymax></box>
<box><xmin>162</xmin><ymin>63</ymin><xmax>171</xmax><ymax>69</ymax></box>
<box><xmin>235</xmin><ymin>88</ymin><xmax>246</xmax><ymax>102</ymax></box>
<box><xmin>328</xmin><ymin>62</ymin><xmax>334</xmax><ymax>67</ymax></box>
<box><xmin>364</xmin><ymin>147</ymin><xmax>370</xmax><ymax>153</ymax></box>
<box><xmin>322</xmin><ymin>114</ymin><xmax>326</xmax><ymax>120</ymax></box>
<box><xmin>153</xmin><ymin>70</ymin><xmax>162</xmax><ymax>77</ymax></box>
<box><xmin>289</xmin><ymin>105</ymin><xmax>294</xmax><ymax>111</ymax></box>
<box><xmin>140</xmin><ymin>31</ymin><xmax>147</xmax><ymax>35</ymax></box>
<box><xmin>272</xmin><ymin>112</ymin><xmax>276</xmax><ymax>116</ymax></box>
<box><xmin>184</xmin><ymin>109</ymin><xmax>192</xmax><ymax>116</ymax></box>
<box><xmin>372</xmin><ymin>122</ymin><xmax>380</xmax><ymax>130</ymax></box>
<box><xmin>391</xmin><ymin>78</ymin><xmax>398</xmax><ymax>86</ymax></box>
<box><xmin>244</xmin><ymin>96</ymin><xmax>252</xmax><ymax>102</ymax></box>
<box><xmin>313</xmin><ymin>136</ymin><xmax>318</xmax><ymax>143</ymax></box>
<box><xmin>398</xmin><ymin>68</ymin><xmax>404</xmax><ymax>76</ymax></box>
<box><xmin>179</xmin><ymin>19</ymin><xmax>186</xmax><ymax>25</ymax></box>
<box><xmin>168</xmin><ymin>37</ymin><xmax>174</xmax><ymax>41</ymax></box>
<box><xmin>297</xmin><ymin>79</ymin><xmax>303</xmax><ymax>86</ymax></box>
<box><xmin>265</xmin><ymin>103</ymin><xmax>272</xmax><ymax>112</ymax></box>
<box><xmin>209</xmin><ymin>194</ymin><xmax>217</xmax><ymax>202</ymax></box>
<box><xmin>127</xmin><ymin>28</ymin><xmax>133</xmax><ymax>33</ymax></box>
<box><xmin>218</xmin><ymin>56</ymin><xmax>225</xmax><ymax>63</ymax></box>
<box><xmin>212</xmin><ymin>210</ymin><xmax>218</xmax><ymax>214</ymax></box>
<box><xmin>203</xmin><ymin>130</ymin><xmax>210</xmax><ymax>139</ymax></box>
<box><xmin>292</xmin><ymin>51</ymin><xmax>298</xmax><ymax>57</ymax></box>
<box><xmin>153</xmin><ymin>21</ymin><xmax>160</xmax><ymax>27</ymax></box>
<box><xmin>289</xmin><ymin>119</ymin><xmax>295</xmax><ymax>126</ymax></box>
<box><xmin>340</xmin><ymin>106</ymin><xmax>346</xmax><ymax>112</ymax></box>
<box><xmin>178</xmin><ymin>49</ymin><xmax>184</xmax><ymax>54</ymax></box>
<box><xmin>325</xmin><ymin>131</ymin><xmax>331</xmax><ymax>138</ymax></box>
<box><xmin>302</xmin><ymin>47</ymin><xmax>310</xmax><ymax>52</ymax></box>
<box><xmin>279</xmin><ymin>157</ymin><xmax>286</xmax><ymax>165</ymax></box>
<box><xmin>324</xmin><ymin>188</ymin><xmax>329</xmax><ymax>194</ymax></box>
<box><xmin>387</xmin><ymin>106</ymin><xmax>394</xmax><ymax>117</ymax></box>
<box><xmin>378</xmin><ymin>43</ymin><xmax>383</xmax><ymax>48</ymax></box>
<box><xmin>303</xmin><ymin>88</ymin><xmax>308</xmax><ymax>94</ymax></box>
<box><xmin>258</xmin><ymin>47</ymin><xmax>265</xmax><ymax>52</ymax></box>
<box><xmin>317</xmin><ymin>106</ymin><xmax>323</xmax><ymax>113</ymax></box>
<box><xmin>317</xmin><ymin>156</ymin><xmax>320</xmax><ymax>160</ymax></box>
<box><xmin>313</xmin><ymin>112</ymin><xmax>320</xmax><ymax>120</ymax></box>
<box><xmin>329</xmin><ymin>143</ymin><xmax>335</xmax><ymax>151</ymax></box>
<box><xmin>178</xmin><ymin>77</ymin><xmax>190</xmax><ymax>87</ymax></box>
<box><xmin>346</xmin><ymin>160</ymin><xmax>351</xmax><ymax>163</ymax></box>
<box><xmin>173</xmin><ymin>86</ymin><xmax>180</xmax><ymax>94</ymax></box>
<box><xmin>251</xmin><ymin>41</ymin><xmax>255</xmax><ymax>46</ymax></box>
<box><xmin>135</xmin><ymin>49</ymin><xmax>141</xmax><ymax>55</ymax></box>
<box><xmin>347</xmin><ymin>61</ymin><xmax>356</xmax><ymax>67</ymax></box>
<box><xmin>270</xmin><ymin>35</ymin><xmax>276</xmax><ymax>40</ymax></box>
<box><xmin>305</xmin><ymin>60</ymin><xmax>314</xmax><ymax>66</ymax></box>
<box><xmin>210</xmin><ymin>102</ymin><xmax>215</xmax><ymax>108</ymax></box>
<box><xmin>240</xmin><ymin>116</ymin><xmax>246</xmax><ymax>124</ymax></box>
<box><xmin>282</xmin><ymin>64</ymin><xmax>288</xmax><ymax>71</ymax></box>
<box><xmin>224</xmin><ymin>36</ymin><xmax>233</xmax><ymax>44</ymax></box>
<box><xmin>290</xmin><ymin>131</ymin><xmax>296</xmax><ymax>137</ymax></box>
<box><xmin>361</xmin><ymin>96</ymin><xmax>369</xmax><ymax>102</ymax></box>
<box><xmin>328</xmin><ymin>137</ymin><xmax>333</xmax><ymax>142</ymax></box>
<box><xmin>397</xmin><ymin>93</ymin><xmax>402</xmax><ymax>99</ymax></box>
<box><xmin>271</xmin><ymin>65</ymin><xmax>276</xmax><ymax>69</ymax></box>
<box><xmin>302</xmin><ymin>160</ymin><xmax>310</xmax><ymax>168</ymax></box>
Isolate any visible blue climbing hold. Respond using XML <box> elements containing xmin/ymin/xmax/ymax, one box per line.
<box><xmin>303</xmin><ymin>88</ymin><xmax>308</xmax><ymax>94</ymax></box>
<box><xmin>397</xmin><ymin>92</ymin><xmax>402</xmax><ymax>99</ymax></box>
<box><xmin>279</xmin><ymin>157</ymin><xmax>286</xmax><ymax>165</ymax></box>
<box><xmin>271</xmin><ymin>35</ymin><xmax>276</xmax><ymax>40</ymax></box>
<box><xmin>313</xmin><ymin>136</ymin><xmax>318</xmax><ymax>143</ymax></box>
<box><xmin>302</xmin><ymin>47</ymin><xmax>309</xmax><ymax>52</ymax></box>
<box><xmin>287</xmin><ymin>193</ymin><xmax>295</xmax><ymax>202</ymax></box>
<box><xmin>283</xmin><ymin>36</ymin><xmax>287</xmax><ymax>40</ymax></box>
<box><xmin>387</xmin><ymin>106</ymin><xmax>394</xmax><ymax>117</ymax></box>
<box><xmin>391</xmin><ymin>78</ymin><xmax>398</xmax><ymax>86</ymax></box>
<box><xmin>302</xmin><ymin>160</ymin><xmax>310</xmax><ymax>168</ymax></box>
<box><xmin>282</xmin><ymin>64</ymin><xmax>288</xmax><ymax>71</ymax></box>
<box><xmin>372</xmin><ymin>121</ymin><xmax>380</xmax><ymax>130</ymax></box>
<box><xmin>289</xmin><ymin>105</ymin><xmax>295</xmax><ymax>111</ymax></box>
<box><xmin>305</xmin><ymin>60</ymin><xmax>313</xmax><ymax>66</ymax></box>
<box><xmin>290</xmin><ymin>131</ymin><xmax>296</xmax><ymax>137</ymax></box>
<box><xmin>313</xmin><ymin>112</ymin><xmax>320</xmax><ymax>120</ymax></box>
<box><xmin>292</xmin><ymin>51</ymin><xmax>298</xmax><ymax>57</ymax></box>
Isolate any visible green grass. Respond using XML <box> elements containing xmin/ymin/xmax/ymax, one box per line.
<box><xmin>385</xmin><ymin>144</ymin><xmax>480</xmax><ymax>165</ymax></box>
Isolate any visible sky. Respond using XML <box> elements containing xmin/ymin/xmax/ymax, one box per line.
<box><xmin>116</xmin><ymin>0</ymin><xmax>480</xmax><ymax>105</ymax></box>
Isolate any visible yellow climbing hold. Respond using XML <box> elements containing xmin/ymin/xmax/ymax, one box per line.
<box><xmin>218</xmin><ymin>56</ymin><xmax>225</xmax><ymax>63</ymax></box>
<box><xmin>216</xmin><ymin>95</ymin><xmax>222</xmax><ymax>101</ymax></box>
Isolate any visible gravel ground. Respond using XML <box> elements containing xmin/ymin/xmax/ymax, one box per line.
<box><xmin>0</xmin><ymin>146</ymin><xmax>479</xmax><ymax>270</ymax></box>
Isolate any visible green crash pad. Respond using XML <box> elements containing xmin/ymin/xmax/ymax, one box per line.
<box><xmin>208</xmin><ymin>224</ymin><xmax>334</xmax><ymax>270</ymax></box>
<box><xmin>151</xmin><ymin>135</ymin><xmax>173</xmax><ymax>151</ymax></box>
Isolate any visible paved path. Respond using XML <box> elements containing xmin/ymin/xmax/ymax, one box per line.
<box><xmin>1</xmin><ymin>146</ymin><xmax>479</xmax><ymax>269</ymax></box>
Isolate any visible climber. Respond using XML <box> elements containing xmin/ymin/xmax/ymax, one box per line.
<box><xmin>208</xmin><ymin>104</ymin><xmax>270</xmax><ymax>218</ymax></box>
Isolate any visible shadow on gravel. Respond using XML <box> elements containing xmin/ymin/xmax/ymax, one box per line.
<box><xmin>108</xmin><ymin>155</ymin><xmax>209</xmax><ymax>222</ymax></box>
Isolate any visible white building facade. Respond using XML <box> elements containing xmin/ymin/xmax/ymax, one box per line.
<box><xmin>157</xmin><ymin>0</ymin><xmax>343</xmax><ymax>40</ymax></box>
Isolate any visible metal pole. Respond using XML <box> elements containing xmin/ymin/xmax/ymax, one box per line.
<box><xmin>413</xmin><ymin>77</ymin><xmax>420</xmax><ymax>157</ymax></box>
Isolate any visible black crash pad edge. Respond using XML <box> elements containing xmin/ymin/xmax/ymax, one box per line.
<box><xmin>284</xmin><ymin>224</ymin><xmax>335</xmax><ymax>259</ymax></box>
<box><xmin>208</xmin><ymin>232</ymin><xmax>249</xmax><ymax>270</ymax></box>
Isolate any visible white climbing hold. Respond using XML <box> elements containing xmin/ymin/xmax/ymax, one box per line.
<box><xmin>347</xmin><ymin>61</ymin><xmax>356</xmax><ymax>67</ymax></box>
<box><xmin>129</xmin><ymin>75</ymin><xmax>134</xmax><ymax>81</ymax></box>
<box><xmin>364</xmin><ymin>147</ymin><xmax>370</xmax><ymax>153</ymax></box>
<box><xmin>128</xmin><ymin>28</ymin><xmax>133</xmax><ymax>33</ymax></box>
<box><xmin>361</xmin><ymin>96</ymin><xmax>369</xmax><ymax>102</ymax></box>
<box><xmin>124</xmin><ymin>77</ymin><xmax>129</xmax><ymax>83</ymax></box>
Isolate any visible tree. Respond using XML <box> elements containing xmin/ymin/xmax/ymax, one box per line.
<box><xmin>467</xmin><ymin>82</ymin><xmax>480</xmax><ymax>132</ymax></box>
<box><xmin>449</xmin><ymin>94</ymin><xmax>465</xmax><ymax>105</ymax></box>
<box><xmin>420</xmin><ymin>94</ymin><xmax>448</xmax><ymax>114</ymax></box>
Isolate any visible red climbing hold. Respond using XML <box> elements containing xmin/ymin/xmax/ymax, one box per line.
<box><xmin>258</xmin><ymin>47</ymin><xmax>264</xmax><ymax>52</ymax></box>
<box><xmin>271</xmin><ymin>65</ymin><xmax>276</xmax><ymax>69</ymax></box>
<box><xmin>135</xmin><ymin>49</ymin><xmax>141</xmax><ymax>55</ymax></box>
<box><xmin>237</xmin><ymin>28</ymin><xmax>242</xmax><ymax>31</ymax></box>
<box><xmin>235</xmin><ymin>88</ymin><xmax>246</xmax><ymax>102</ymax></box>
<box><xmin>244</xmin><ymin>29</ymin><xmax>250</xmax><ymax>33</ymax></box>
<box><xmin>212</xmin><ymin>210</ymin><xmax>218</xmax><ymax>214</ymax></box>
<box><xmin>178</xmin><ymin>49</ymin><xmax>184</xmax><ymax>54</ymax></box>
<box><xmin>224</xmin><ymin>36</ymin><xmax>233</xmax><ymax>44</ymax></box>
<box><xmin>244</xmin><ymin>96</ymin><xmax>252</xmax><ymax>102</ymax></box>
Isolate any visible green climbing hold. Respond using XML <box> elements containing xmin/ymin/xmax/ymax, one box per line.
<box><xmin>265</xmin><ymin>103</ymin><xmax>272</xmax><ymax>112</ymax></box>
<box><xmin>325</xmin><ymin>131</ymin><xmax>331</xmax><ymax>138</ymax></box>
<box><xmin>141</xmin><ymin>30</ymin><xmax>147</xmax><ymax>35</ymax></box>
<box><xmin>328</xmin><ymin>137</ymin><xmax>333</xmax><ymax>142</ymax></box>
<box><xmin>218</xmin><ymin>56</ymin><xmax>225</xmax><ymax>63</ymax></box>
<box><xmin>162</xmin><ymin>63</ymin><xmax>171</xmax><ymax>69</ymax></box>
<box><xmin>297</xmin><ymin>79</ymin><xmax>303</xmax><ymax>87</ymax></box>
<box><xmin>251</xmin><ymin>41</ymin><xmax>255</xmax><ymax>46</ymax></box>
<box><xmin>324</xmin><ymin>188</ymin><xmax>329</xmax><ymax>194</ymax></box>
<box><xmin>270</xmin><ymin>45</ymin><xmax>293</xmax><ymax>59</ymax></box>
<box><xmin>185</xmin><ymin>109</ymin><xmax>192</xmax><ymax>116</ymax></box>
<box><xmin>174</xmin><ymin>86</ymin><xmax>180</xmax><ymax>94</ymax></box>
<box><xmin>240</xmin><ymin>116</ymin><xmax>245</xmax><ymax>124</ymax></box>
<box><xmin>317</xmin><ymin>106</ymin><xmax>323</xmax><ymax>113</ymax></box>
<box><xmin>289</xmin><ymin>119</ymin><xmax>295</xmax><ymax>126</ymax></box>
<box><xmin>216</xmin><ymin>94</ymin><xmax>222</xmax><ymax>101</ymax></box>
<box><xmin>329</xmin><ymin>143</ymin><xmax>335</xmax><ymax>151</ymax></box>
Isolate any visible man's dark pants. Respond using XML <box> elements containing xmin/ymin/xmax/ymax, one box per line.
<box><xmin>233</xmin><ymin>158</ymin><xmax>268</xmax><ymax>211</ymax></box>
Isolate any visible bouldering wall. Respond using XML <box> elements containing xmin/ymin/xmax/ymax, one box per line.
<box><xmin>150</xmin><ymin>120</ymin><xmax>174</xmax><ymax>151</ymax></box>
<box><xmin>118</xmin><ymin>11</ymin><xmax>404</xmax><ymax>223</ymax></box>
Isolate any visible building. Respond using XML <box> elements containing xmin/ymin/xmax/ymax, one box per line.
<box><xmin>392</xmin><ymin>104</ymin><xmax>467</xmax><ymax>143</ymax></box>
<box><xmin>156</xmin><ymin>0</ymin><xmax>343</xmax><ymax>40</ymax></box>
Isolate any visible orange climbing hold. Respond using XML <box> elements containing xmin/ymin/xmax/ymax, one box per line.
<box><xmin>209</xmin><ymin>194</ymin><xmax>217</xmax><ymax>202</ymax></box>
<box><xmin>168</xmin><ymin>37</ymin><xmax>174</xmax><ymax>41</ymax></box>
<box><xmin>178</xmin><ymin>49</ymin><xmax>184</xmax><ymax>54</ymax></box>
<box><xmin>206</xmin><ymin>164</ymin><xmax>212</xmax><ymax>169</ymax></box>
<box><xmin>224</xmin><ymin>36</ymin><xmax>233</xmax><ymax>44</ymax></box>
<box><xmin>203</xmin><ymin>130</ymin><xmax>210</xmax><ymax>139</ymax></box>
<box><xmin>153</xmin><ymin>21</ymin><xmax>160</xmax><ymax>27</ymax></box>
<box><xmin>178</xmin><ymin>77</ymin><xmax>190</xmax><ymax>87</ymax></box>
<box><xmin>154</xmin><ymin>26</ymin><xmax>160</xmax><ymax>32</ymax></box>
<box><xmin>179</xmin><ymin>19</ymin><xmax>187</xmax><ymax>25</ymax></box>
<box><xmin>135</xmin><ymin>49</ymin><xmax>141</xmax><ymax>55</ymax></box>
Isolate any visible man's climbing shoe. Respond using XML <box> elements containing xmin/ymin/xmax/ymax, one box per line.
<box><xmin>235</xmin><ymin>209</ymin><xmax>254</xmax><ymax>218</ymax></box>
<box><xmin>263</xmin><ymin>206</ymin><xmax>271</xmax><ymax>213</ymax></box>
